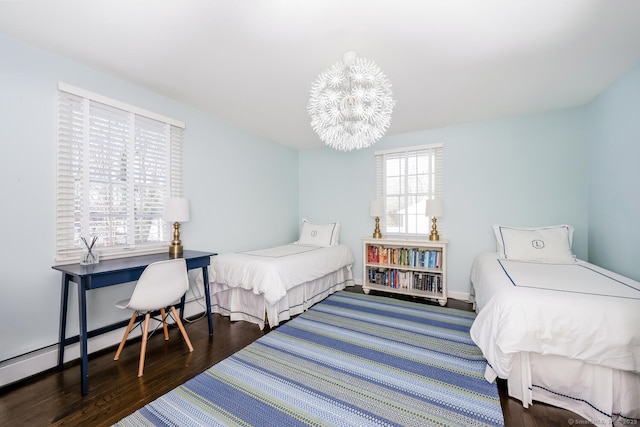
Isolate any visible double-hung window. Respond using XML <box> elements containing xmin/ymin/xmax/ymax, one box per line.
<box><xmin>56</xmin><ymin>83</ymin><xmax>185</xmax><ymax>262</ymax></box>
<box><xmin>374</xmin><ymin>143</ymin><xmax>444</xmax><ymax>237</ymax></box>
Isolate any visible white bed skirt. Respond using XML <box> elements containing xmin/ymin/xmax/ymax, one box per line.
<box><xmin>504</xmin><ymin>352</ymin><xmax>640</xmax><ymax>425</ymax></box>
<box><xmin>209</xmin><ymin>266</ymin><xmax>354</xmax><ymax>330</ymax></box>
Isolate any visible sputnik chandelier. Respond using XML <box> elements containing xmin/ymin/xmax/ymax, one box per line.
<box><xmin>308</xmin><ymin>51</ymin><xmax>395</xmax><ymax>151</ymax></box>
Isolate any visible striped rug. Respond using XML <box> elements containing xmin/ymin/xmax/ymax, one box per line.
<box><xmin>115</xmin><ymin>291</ymin><xmax>504</xmax><ymax>426</ymax></box>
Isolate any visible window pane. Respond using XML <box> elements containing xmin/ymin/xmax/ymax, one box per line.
<box><xmin>385</xmin><ymin>196</ymin><xmax>402</xmax><ymax>233</ymax></box>
<box><xmin>386</xmin><ymin>157</ymin><xmax>401</xmax><ymax>176</ymax></box>
<box><xmin>407</xmin><ymin>174</ymin><xmax>417</xmax><ymax>193</ymax></box>
<box><xmin>89</xmin><ymin>182</ymin><xmax>128</xmax><ymax>246</ymax></box>
<box><xmin>134</xmin><ymin>117</ymin><xmax>169</xmax><ymax>245</ymax></box>
<box><xmin>387</xmin><ymin>176</ymin><xmax>401</xmax><ymax>194</ymax></box>
<box><xmin>134</xmin><ymin>187</ymin><xmax>166</xmax><ymax>244</ymax></box>
<box><xmin>416</xmin><ymin>174</ymin><xmax>430</xmax><ymax>193</ymax></box>
<box><xmin>407</xmin><ymin>154</ymin><xmax>417</xmax><ymax>175</ymax></box>
<box><xmin>416</xmin><ymin>153</ymin><xmax>430</xmax><ymax>172</ymax></box>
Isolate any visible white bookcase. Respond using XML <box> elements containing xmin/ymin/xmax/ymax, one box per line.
<box><xmin>362</xmin><ymin>237</ymin><xmax>447</xmax><ymax>306</ymax></box>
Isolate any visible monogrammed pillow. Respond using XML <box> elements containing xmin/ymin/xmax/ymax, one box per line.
<box><xmin>296</xmin><ymin>219</ymin><xmax>340</xmax><ymax>247</ymax></box>
<box><xmin>493</xmin><ymin>225</ymin><xmax>575</xmax><ymax>263</ymax></box>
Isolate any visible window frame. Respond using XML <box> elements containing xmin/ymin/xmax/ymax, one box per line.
<box><xmin>374</xmin><ymin>143</ymin><xmax>444</xmax><ymax>238</ymax></box>
<box><xmin>55</xmin><ymin>83</ymin><xmax>185</xmax><ymax>263</ymax></box>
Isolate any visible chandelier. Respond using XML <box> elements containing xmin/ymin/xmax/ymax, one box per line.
<box><xmin>308</xmin><ymin>51</ymin><xmax>395</xmax><ymax>151</ymax></box>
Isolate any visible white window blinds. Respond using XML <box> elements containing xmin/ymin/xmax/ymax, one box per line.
<box><xmin>374</xmin><ymin>144</ymin><xmax>444</xmax><ymax>237</ymax></box>
<box><xmin>56</xmin><ymin>83</ymin><xmax>185</xmax><ymax>262</ymax></box>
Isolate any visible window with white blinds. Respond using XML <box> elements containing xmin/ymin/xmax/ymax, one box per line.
<box><xmin>374</xmin><ymin>143</ymin><xmax>444</xmax><ymax>237</ymax></box>
<box><xmin>56</xmin><ymin>83</ymin><xmax>185</xmax><ymax>262</ymax></box>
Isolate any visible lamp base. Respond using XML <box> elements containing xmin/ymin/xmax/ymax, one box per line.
<box><xmin>372</xmin><ymin>216</ymin><xmax>382</xmax><ymax>239</ymax></box>
<box><xmin>429</xmin><ymin>217</ymin><xmax>440</xmax><ymax>241</ymax></box>
<box><xmin>169</xmin><ymin>221</ymin><xmax>184</xmax><ymax>256</ymax></box>
<box><xmin>169</xmin><ymin>244</ymin><xmax>183</xmax><ymax>256</ymax></box>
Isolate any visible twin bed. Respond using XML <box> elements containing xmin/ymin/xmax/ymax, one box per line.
<box><xmin>470</xmin><ymin>225</ymin><xmax>640</xmax><ymax>425</ymax></box>
<box><xmin>204</xmin><ymin>220</ymin><xmax>354</xmax><ymax>330</ymax></box>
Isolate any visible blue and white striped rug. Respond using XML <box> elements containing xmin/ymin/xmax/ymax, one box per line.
<box><xmin>115</xmin><ymin>291</ymin><xmax>504</xmax><ymax>426</ymax></box>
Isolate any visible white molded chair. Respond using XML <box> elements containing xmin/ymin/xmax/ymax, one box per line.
<box><xmin>114</xmin><ymin>258</ymin><xmax>194</xmax><ymax>377</ymax></box>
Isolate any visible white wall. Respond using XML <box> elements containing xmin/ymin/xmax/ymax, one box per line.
<box><xmin>585</xmin><ymin>62</ymin><xmax>640</xmax><ymax>281</ymax></box>
<box><xmin>0</xmin><ymin>34</ymin><xmax>298</xmax><ymax>378</ymax></box>
<box><xmin>299</xmin><ymin>107</ymin><xmax>588</xmax><ymax>297</ymax></box>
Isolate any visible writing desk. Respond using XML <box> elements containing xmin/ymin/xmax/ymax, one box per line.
<box><xmin>52</xmin><ymin>250</ymin><xmax>216</xmax><ymax>396</ymax></box>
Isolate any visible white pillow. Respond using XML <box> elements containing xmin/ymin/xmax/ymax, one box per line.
<box><xmin>297</xmin><ymin>219</ymin><xmax>340</xmax><ymax>247</ymax></box>
<box><xmin>493</xmin><ymin>224</ymin><xmax>575</xmax><ymax>263</ymax></box>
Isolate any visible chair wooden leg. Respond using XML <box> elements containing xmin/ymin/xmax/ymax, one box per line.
<box><xmin>114</xmin><ymin>311</ymin><xmax>138</xmax><ymax>361</ymax></box>
<box><xmin>138</xmin><ymin>312</ymin><xmax>151</xmax><ymax>377</ymax></box>
<box><xmin>161</xmin><ymin>307</ymin><xmax>169</xmax><ymax>341</ymax></box>
<box><xmin>170</xmin><ymin>306</ymin><xmax>193</xmax><ymax>352</ymax></box>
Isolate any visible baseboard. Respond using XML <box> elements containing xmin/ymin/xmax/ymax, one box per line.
<box><xmin>0</xmin><ymin>298</ymin><xmax>207</xmax><ymax>389</ymax></box>
<box><xmin>447</xmin><ymin>290</ymin><xmax>472</xmax><ymax>302</ymax></box>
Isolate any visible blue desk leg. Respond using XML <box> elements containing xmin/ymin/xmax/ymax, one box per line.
<box><xmin>77</xmin><ymin>279</ymin><xmax>89</xmax><ymax>396</ymax></box>
<box><xmin>202</xmin><ymin>266</ymin><xmax>213</xmax><ymax>336</ymax></box>
<box><xmin>57</xmin><ymin>274</ymin><xmax>70</xmax><ymax>370</ymax></box>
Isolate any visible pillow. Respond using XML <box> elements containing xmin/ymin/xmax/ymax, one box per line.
<box><xmin>296</xmin><ymin>219</ymin><xmax>340</xmax><ymax>247</ymax></box>
<box><xmin>493</xmin><ymin>224</ymin><xmax>575</xmax><ymax>263</ymax></box>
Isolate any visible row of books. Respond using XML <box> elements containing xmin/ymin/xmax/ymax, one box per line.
<box><xmin>367</xmin><ymin>246</ymin><xmax>442</xmax><ymax>269</ymax></box>
<box><xmin>367</xmin><ymin>268</ymin><xmax>443</xmax><ymax>293</ymax></box>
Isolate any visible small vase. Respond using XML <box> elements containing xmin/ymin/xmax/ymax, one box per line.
<box><xmin>81</xmin><ymin>250</ymin><xmax>99</xmax><ymax>265</ymax></box>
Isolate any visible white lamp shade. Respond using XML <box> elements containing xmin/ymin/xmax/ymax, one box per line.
<box><xmin>164</xmin><ymin>197</ymin><xmax>190</xmax><ymax>222</ymax></box>
<box><xmin>370</xmin><ymin>199</ymin><xmax>384</xmax><ymax>217</ymax></box>
<box><xmin>425</xmin><ymin>198</ymin><xmax>444</xmax><ymax>217</ymax></box>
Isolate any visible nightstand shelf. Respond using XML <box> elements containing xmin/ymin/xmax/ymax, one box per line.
<box><xmin>362</xmin><ymin>237</ymin><xmax>447</xmax><ymax>306</ymax></box>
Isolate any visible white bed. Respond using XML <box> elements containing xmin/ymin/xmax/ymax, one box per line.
<box><xmin>470</xmin><ymin>251</ymin><xmax>640</xmax><ymax>425</ymax></box>
<box><xmin>206</xmin><ymin>241</ymin><xmax>355</xmax><ymax>330</ymax></box>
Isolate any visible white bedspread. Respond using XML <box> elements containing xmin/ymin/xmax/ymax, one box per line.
<box><xmin>209</xmin><ymin>244</ymin><xmax>354</xmax><ymax>305</ymax></box>
<box><xmin>469</xmin><ymin>252</ymin><xmax>640</xmax><ymax>380</ymax></box>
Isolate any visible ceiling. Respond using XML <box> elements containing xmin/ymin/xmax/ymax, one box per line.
<box><xmin>2</xmin><ymin>1</ymin><xmax>640</xmax><ymax>150</ymax></box>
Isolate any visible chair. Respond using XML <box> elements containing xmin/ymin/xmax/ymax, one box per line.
<box><xmin>114</xmin><ymin>258</ymin><xmax>194</xmax><ymax>377</ymax></box>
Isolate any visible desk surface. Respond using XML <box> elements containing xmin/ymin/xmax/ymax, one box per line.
<box><xmin>53</xmin><ymin>250</ymin><xmax>215</xmax><ymax>276</ymax></box>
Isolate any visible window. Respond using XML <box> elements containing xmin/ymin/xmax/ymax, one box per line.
<box><xmin>56</xmin><ymin>83</ymin><xmax>185</xmax><ymax>262</ymax></box>
<box><xmin>374</xmin><ymin>143</ymin><xmax>444</xmax><ymax>237</ymax></box>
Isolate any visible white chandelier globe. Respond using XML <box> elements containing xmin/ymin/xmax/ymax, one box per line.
<box><xmin>308</xmin><ymin>52</ymin><xmax>395</xmax><ymax>151</ymax></box>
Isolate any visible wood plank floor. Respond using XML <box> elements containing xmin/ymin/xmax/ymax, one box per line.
<box><xmin>0</xmin><ymin>286</ymin><xmax>594</xmax><ymax>426</ymax></box>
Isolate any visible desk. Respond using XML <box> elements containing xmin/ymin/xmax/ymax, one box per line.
<box><xmin>52</xmin><ymin>250</ymin><xmax>216</xmax><ymax>396</ymax></box>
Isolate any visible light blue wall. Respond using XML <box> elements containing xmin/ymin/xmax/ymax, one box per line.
<box><xmin>299</xmin><ymin>108</ymin><xmax>588</xmax><ymax>295</ymax></box>
<box><xmin>585</xmin><ymin>62</ymin><xmax>640</xmax><ymax>281</ymax></box>
<box><xmin>0</xmin><ymin>34</ymin><xmax>298</xmax><ymax>363</ymax></box>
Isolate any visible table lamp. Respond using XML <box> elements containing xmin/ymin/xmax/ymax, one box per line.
<box><xmin>425</xmin><ymin>198</ymin><xmax>443</xmax><ymax>241</ymax></box>
<box><xmin>164</xmin><ymin>197</ymin><xmax>190</xmax><ymax>256</ymax></box>
<box><xmin>370</xmin><ymin>199</ymin><xmax>384</xmax><ymax>239</ymax></box>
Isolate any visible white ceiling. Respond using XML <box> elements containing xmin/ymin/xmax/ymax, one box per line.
<box><xmin>2</xmin><ymin>1</ymin><xmax>640</xmax><ymax>150</ymax></box>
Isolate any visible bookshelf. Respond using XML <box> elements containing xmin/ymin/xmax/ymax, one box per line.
<box><xmin>362</xmin><ymin>237</ymin><xmax>447</xmax><ymax>306</ymax></box>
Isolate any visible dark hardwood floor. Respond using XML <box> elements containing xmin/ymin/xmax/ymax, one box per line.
<box><xmin>0</xmin><ymin>286</ymin><xmax>593</xmax><ymax>426</ymax></box>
